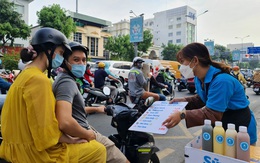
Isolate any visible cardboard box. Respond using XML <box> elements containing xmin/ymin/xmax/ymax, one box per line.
<box><xmin>185</xmin><ymin>135</ymin><xmax>260</xmax><ymax>163</ymax></box>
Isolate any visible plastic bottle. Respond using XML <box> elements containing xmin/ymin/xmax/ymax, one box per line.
<box><xmin>224</xmin><ymin>123</ymin><xmax>237</xmax><ymax>158</ymax></box>
<box><xmin>236</xmin><ymin>126</ymin><xmax>250</xmax><ymax>162</ymax></box>
<box><xmin>202</xmin><ymin>119</ymin><xmax>213</xmax><ymax>152</ymax></box>
<box><xmin>213</xmin><ymin>121</ymin><xmax>225</xmax><ymax>155</ymax></box>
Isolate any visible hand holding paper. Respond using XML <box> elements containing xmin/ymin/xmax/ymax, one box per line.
<box><xmin>162</xmin><ymin>110</ymin><xmax>183</xmax><ymax>128</ymax></box>
<box><xmin>128</xmin><ymin>101</ymin><xmax>188</xmax><ymax>134</ymax></box>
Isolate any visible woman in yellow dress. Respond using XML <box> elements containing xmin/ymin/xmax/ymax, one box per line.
<box><xmin>0</xmin><ymin>27</ymin><xmax>106</xmax><ymax>163</ymax></box>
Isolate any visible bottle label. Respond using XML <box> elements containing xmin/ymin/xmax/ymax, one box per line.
<box><xmin>226</xmin><ymin>137</ymin><xmax>235</xmax><ymax>146</ymax></box>
<box><xmin>216</xmin><ymin>135</ymin><xmax>224</xmax><ymax>144</ymax></box>
<box><xmin>203</xmin><ymin>132</ymin><xmax>211</xmax><ymax>141</ymax></box>
<box><xmin>240</xmin><ymin>142</ymin><xmax>249</xmax><ymax>151</ymax></box>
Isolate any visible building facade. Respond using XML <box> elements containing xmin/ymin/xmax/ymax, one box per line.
<box><xmin>144</xmin><ymin>6</ymin><xmax>196</xmax><ymax>47</ymax></box>
<box><xmin>227</xmin><ymin>43</ymin><xmax>259</xmax><ymax>62</ymax></box>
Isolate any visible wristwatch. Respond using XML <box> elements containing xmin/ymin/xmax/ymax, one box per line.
<box><xmin>180</xmin><ymin>111</ymin><xmax>186</xmax><ymax>120</ymax></box>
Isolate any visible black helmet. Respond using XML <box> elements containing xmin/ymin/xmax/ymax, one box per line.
<box><xmin>31</xmin><ymin>27</ymin><xmax>71</xmax><ymax>56</ymax></box>
<box><xmin>68</xmin><ymin>41</ymin><xmax>89</xmax><ymax>56</ymax></box>
<box><xmin>133</xmin><ymin>57</ymin><xmax>144</xmax><ymax>64</ymax></box>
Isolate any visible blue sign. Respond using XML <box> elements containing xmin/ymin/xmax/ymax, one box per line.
<box><xmin>204</xmin><ymin>41</ymin><xmax>214</xmax><ymax>56</ymax></box>
<box><xmin>232</xmin><ymin>50</ymin><xmax>240</xmax><ymax>61</ymax></box>
<box><xmin>247</xmin><ymin>47</ymin><xmax>260</xmax><ymax>54</ymax></box>
<box><xmin>130</xmin><ymin>16</ymin><xmax>143</xmax><ymax>43</ymax></box>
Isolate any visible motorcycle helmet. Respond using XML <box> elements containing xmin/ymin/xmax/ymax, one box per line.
<box><xmin>233</xmin><ymin>66</ymin><xmax>239</xmax><ymax>71</ymax></box>
<box><xmin>98</xmin><ymin>62</ymin><xmax>105</xmax><ymax>68</ymax></box>
<box><xmin>31</xmin><ymin>27</ymin><xmax>71</xmax><ymax>77</ymax></box>
<box><xmin>67</xmin><ymin>42</ymin><xmax>89</xmax><ymax>59</ymax></box>
<box><xmin>133</xmin><ymin>57</ymin><xmax>144</xmax><ymax>64</ymax></box>
<box><xmin>31</xmin><ymin>27</ymin><xmax>71</xmax><ymax>56</ymax></box>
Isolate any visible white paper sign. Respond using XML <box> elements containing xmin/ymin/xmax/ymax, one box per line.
<box><xmin>128</xmin><ymin>101</ymin><xmax>188</xmax><ymax>134</ymax></box>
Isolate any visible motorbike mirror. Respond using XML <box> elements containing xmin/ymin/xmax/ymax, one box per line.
<box><xmin>144</xmin><ymin>97</ymin><xmax>155</xmax><ymax>108</ymax></box>
<box><xmin>103</xmin><ymin>86</ymin><xmax>111</xmax><ymax>95</ymax></box>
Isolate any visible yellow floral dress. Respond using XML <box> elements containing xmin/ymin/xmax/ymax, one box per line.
<box><xmin>0</xmin><ymin>67</ymin><xmax>106</xmax><ymax>163</ymax></box>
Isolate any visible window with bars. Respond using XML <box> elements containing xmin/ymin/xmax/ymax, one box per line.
<box><xmin>73</xmin><ymin>32</ymin><xmax>82</xmax><ymax>44</ymax></box>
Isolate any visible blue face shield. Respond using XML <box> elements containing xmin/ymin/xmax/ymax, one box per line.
<box><xmin>52</xmin><ymin>53</ymin><xmax>64</xmax><ymax>69</ymax></box>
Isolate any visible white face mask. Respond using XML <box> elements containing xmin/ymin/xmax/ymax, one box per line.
<box><xmin>179</xmin><ymin>61</ymin><xmax>195</xmax><ymax>79</ymax></box>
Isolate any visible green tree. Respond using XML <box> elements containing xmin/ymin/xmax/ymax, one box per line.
<box><xmin>105</xmin><ymin>35</ymin><xmax>134</xmax><ymax>61</ymax></box>
<box><xmin>2</xmin><ymin>53</ymin><xmax>20</xmax><ymax>70</ymax></box>
<box><xmin>37</xmin><ymin>4</ymin><xmax>76</xmax><ymax>38</ymax></box>
<box><xmin>104</xmin><ymin>30</ymin><xmax>153</xmax><ymax>61</ymax></box>
<box><xmin>214</xmin><ymin>44</ymin><xmax>232</xmax><ymax>63</ymax></box>
<box><xmin>138</xmin><ymin>30</ymin><xmax>153</xmax><ymax>54</ymax></box>
<box><xmin>0</xmin><ymin>0</ymin><xmax>30</xmax><ymax>47</ymax></box>
<box><xmin>161</xmin><ymin>43</ymin><xmax>183</xmax><ymax>61</ymax></box>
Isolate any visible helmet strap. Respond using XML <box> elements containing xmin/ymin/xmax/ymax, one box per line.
<box><xmin>41</xmin><ymin>44</ymin><xmax>56</xmax><ymax>78</ymax></box>
<box><xmin>63</xmin><ymin>60</ymin><xmax>77</xmax><ymax>79</ymax></box>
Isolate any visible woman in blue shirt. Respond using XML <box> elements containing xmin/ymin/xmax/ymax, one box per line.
<box><xmin>163</xmin><ymin>42</ymin><xmax>257</xmax><ymax>144</ymax></box>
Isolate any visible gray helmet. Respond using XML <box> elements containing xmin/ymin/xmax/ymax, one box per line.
<box><xmin>68</xmin><ymin>41</ymin><xmax>89</xmax><ymax>56</ymax></box>
<box><xmin>31</xmin><ymin>27</ymin><xmax>71</xmax><ymax>55</ymax></box>
<box><xmin>133</xmin><ymin>57</ymin><xmax>144</xmax><ymax>64</ymax></box>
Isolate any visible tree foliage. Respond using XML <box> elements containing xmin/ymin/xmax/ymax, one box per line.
<box><xmin>138</xmin><ymin>30</ymin><xmax>153</xmax><ymax>54</ymax></box>
<box><xmin>214</xmin><ymin>44</ymin><xmax>232</xmax><ymax>63</ymax></box>
<box><xmin>0</xmin><ymin>0</ymin><xmax>30</xmax><ymax>47</ymax></box>
<box><xmin>37</xmin><ymin>4</ymin><xmax>76</xmax><ymax>38</ymax></box>
<box><xmin>2</xmin><ymin>53</ymin><xmax>20</xmax><ymax>70</ymax></box>
<box><xmin>105</xmin><ymin>35</ymin><xmax>134</xmax><ymax>61</ymax></box>
<box><xmin>161</xmin><ymin>43</ymin><xmax>184</xmax><ymax>61</ymax></box>
<box><xmin>104</xmin><ymin>30</ymin><xmax>153</xmax><ymax>61</ymax></box>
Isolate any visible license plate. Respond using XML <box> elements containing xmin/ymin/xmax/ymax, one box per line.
<box><xmin>254</xmin><ymin>88</ymin><xmax>259</xmax><ymax>91</ymax></box>
<box><xmin>176</xmin><ymin>83</ymin><xmax>180</xmax><ymax>85</ymax></box>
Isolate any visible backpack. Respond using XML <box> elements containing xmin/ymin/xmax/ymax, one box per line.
<box><xmin>231</xmin><ymin>72</ymin><xmax>239</xmax><ymax>80</ymax></box>
<box><xmin>156</xmin><ymin>72</ymin><xmax>165</xmax><ymax>83</ymax></box>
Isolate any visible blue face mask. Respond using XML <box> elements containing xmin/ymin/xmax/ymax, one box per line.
<box><xmin>70</xmin><ymin>64</ymin><xmax>86</xmax><ymax>78</ymax></box>
<box><xmin>52</xmin><ymin>53</ymin><xmax>64</xmax><ymax>69</ymax></box>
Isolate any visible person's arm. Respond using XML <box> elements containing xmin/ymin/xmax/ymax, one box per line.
<box><xmin>108</xmin><ymin>75</ymin><xmax>120</xmax><ymax>82</ymax></box>
<box><xmin>162</xmin><ymin>106</ymin><xmax>223</xmax><ymax>128</ymax></box>
<box><xmin>85</xmin><ymin>105</ymin><xmax>105</xmax><ymax>114</ymax></box>
<box><xmin>56</xmin><ymin>100</ymin><xmax>96</xmax><ymax>141</ymax></box>
<box><xmin>87</xmin><ymin>69</ymin><xmax>94</xmax><ymax>77</ymax></box>
<box><xmin>59</xmin><ymin>133</ymin><xmax>88</xmax><ymax>144</ymax></box>
<box><xmin>184</xmin><ymin>94</ymin><xmax>205</xmax><ymax>110</ymax></box>
<box><xmin>163</xmin><ymin>72</ymin><xmax>173</xmax><ymax>80</ymax></box>
<box><xmin>239</xmin><ymin>73</ymin><xmax>247</xmax><ymax>84</ymax></box>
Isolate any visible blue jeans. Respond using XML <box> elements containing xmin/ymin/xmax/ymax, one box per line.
<box><xmin>0</xmin><ymin>95</ymin><xmax>6</xmax><ymax>112</ymax></box>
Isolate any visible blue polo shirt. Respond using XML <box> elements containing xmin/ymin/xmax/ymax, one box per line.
<box><xmin>195</xmin><ymin>66</ymin><xmax>257</xmax><ymax>144</ymax></box>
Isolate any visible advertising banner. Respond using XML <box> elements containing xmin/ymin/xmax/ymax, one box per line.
<box><xmin>204</xmin><ymin>41</ymin><xmax>214</xmax><ymax>56</ymax></box>
<box><xmin>130</xmin><ymin>16</ymin><xmax>143</xmax><ymax>43</ymax></box>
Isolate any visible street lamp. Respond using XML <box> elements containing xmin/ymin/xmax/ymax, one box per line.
<box><xmin>235</xmin><ymin>35</ymin><xmax>250</xmax><ymax>59</ymax></box>
<box><xmin>186</xmin><ymin>10</ymin><xmax>208</xmax><ymax>42</ymax></box>
<box><xmin>235</xmin><ymin>35</ymin><xmax>250</xmax><ymax>64</ymax></box>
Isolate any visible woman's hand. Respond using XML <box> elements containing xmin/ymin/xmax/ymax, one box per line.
<box><xmin>85</xmin><ymin>129</ymin><xmax>96</xmax><ymax>142</ymax></box>
<box><xmin>162</xmin><ymin>110</ymin><xmax>182</xmax><ymax>128</ymax></box>
<box><xmin>169</xmin><ymin>97</ymin><xmax>187</xmax><ymax>104</ymax></box>
<box><xmin>59</xmin><ymin>134</ymin><xmax>88</xmax><ymax>144</ymax></box>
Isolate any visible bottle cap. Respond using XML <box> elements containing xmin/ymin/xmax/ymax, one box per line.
<box><xmin>204</xmin><ymin>119</ymin><xmax>211</xmax><ymax>125</ymax></box>
<box><xmin>215</xmin><ymin>121</ymin><xmax>222</xmax><ymax>126</ymax></box>
<box><xmin>227</xmin><ymin>123</ymin><xmax>235</xmax><ymax>129</ymax></box>
<box><xmin>239</xmin><ymin>126</ymin><xmax>247</xmax><ymax>132</ymax></box>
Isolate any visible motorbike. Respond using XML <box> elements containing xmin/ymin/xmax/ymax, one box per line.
<box><xmin>246</xmin><ymin>77</ymin><xmax>253</xmax><ymax>88</ymax></box>
<box><xmin>104</xmin><ymin>98</ymin><xmax>160</xmax><ymax>163</ymax></box>
<box><xmin>175</xmin><ymin>78</ymin><xmax>187</xmax><ymax>92</ymax></box>
<box><xmin>253</xmin><ymin>82</ymin><xmax>260</xmax><ymax>95</ymax></box>
<box><xmin>186</xmin><ymin>77</ymin><xmax>196</xmax><ymax>94</ymax></box>
<box><xmin>84</xmin><ymin>79</ymin><xmax>127</xmax><ymax>106</ymax></box>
